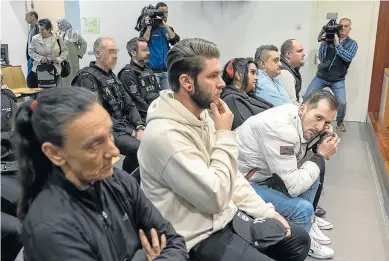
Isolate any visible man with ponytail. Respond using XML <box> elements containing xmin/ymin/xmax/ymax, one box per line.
<box><xmin>13</xmin><ymin>87</ymin><xmax>188</xmax><ymax>261</ymax></box>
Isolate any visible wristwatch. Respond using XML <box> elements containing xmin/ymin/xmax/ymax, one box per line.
<box><xmin>136</xmin><ymin>125</ymin><xmax>145</xmax><ymax>131</ymax></box>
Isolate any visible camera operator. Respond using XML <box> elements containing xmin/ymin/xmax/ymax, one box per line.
<box><xmin>304</xmin><ymin>18</ymin><xmax>358</xmax><ymax>132</ymax></box>
<box><xmin>118</xmin><ymin>37</ymin><xmax>160</xmax><ymax>122</ymax></box>
<box><xmin>141</xmin><ymin>2</ymin><xmax>180</xmax><ymax>90</ymax></box>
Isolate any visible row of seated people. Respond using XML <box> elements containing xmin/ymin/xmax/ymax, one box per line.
<box><xmin>11</xmin><ymin>38</ymin><xmax>340</xmax><ymax>261</ymax></box>
<box><xmin>66</xmin><ymin>37</ymin><xmax>305</xmax><ymax>174</ymax></box>
<box><xmin>68</xmin><ymin>37</ymin><xmax>334</xmax><ymax>256</ymax></box>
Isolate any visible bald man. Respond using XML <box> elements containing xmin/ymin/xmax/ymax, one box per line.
<box><xmin>72</xmin><ymin>37</ymin><xmax>145</xmax><ymax>174</ymax></box>
<box><xmin>277</xmin><ymin>39</ymin><xmax>305</xmax><ymax>105</ymax></box>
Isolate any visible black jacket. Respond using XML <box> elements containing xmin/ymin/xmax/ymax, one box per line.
<box><xmin>72</xmin><ymin>62</ymin><xmax>145</xmax><ymax>138</ymax></box>
<box><xmin>317</xmin><ymin>37</ymin><xmax>356</xmax><ymax>82</ymax></box>
<box><xmin>26</xmin><ymin>24</ymin><xmax>39</xmax><ymax>61</ymax></box>
<box><xmin>280</xmin><ymin>57</ymin><xmax>302</xmax><ymax>102</ymax></box>
<box><xmin>118</xmin><ymin>61</ymin><xmax>160</xmax><ymax>122</ymax></box>
<box><xmin>221</xmin><ymin>85</ymin><xmax>273</xmax><ymax>130</ymax></box>
<box><xmin>22</xmin><ymin>167</ymin><xmax>189</xmax><ymax>261</ymax></box>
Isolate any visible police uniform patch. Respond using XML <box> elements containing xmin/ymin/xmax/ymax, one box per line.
<box><xmin>129</xmin><ymin>84</ymin><xmax>138</xmax><ymax>94</ymax></box>
<box><xmin>280</xmin><ymin>146</ymin><xmax>294</xmax><ymax>156</ymax></box>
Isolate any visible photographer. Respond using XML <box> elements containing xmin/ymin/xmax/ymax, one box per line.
<box><xmin>141</xmin><ymin>2</ymin><xmax>180</xmax><ymax>90</ymax></box>
<box><xmin>304</xmin><ymin>18</ymin><xmax>358</xmax><ymax>132</ymax></box>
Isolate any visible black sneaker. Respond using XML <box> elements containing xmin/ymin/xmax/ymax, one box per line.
<box><xmin>315</xmin><ymin>206</ymin><xmax>326</xmax><ymax>217</ymax></box>
<box><xmin>336</xmin><ymin>122</ymin><xmax>346</xmax><ymax>132</ymax></box>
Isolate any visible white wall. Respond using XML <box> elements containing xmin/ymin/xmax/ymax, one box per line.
<box><xmin>75</xmin><ymin>1</ymin><xmax>379</xmax><ymax>122</ymax></box>
<box><xmin>0</xmin><ymin>0</ymin><xmax>66</xmax><ymax>76</ymax></box>
<box><xmin>32</xmin><ymin>1</ymin><xmax>65</xmax><ymax>32</ymax></box>
<box><xmin>1</xmin><ymin>0</ymin><xmax>29</xmax><ymax>74</ymax></box>
<box><xmin>305</xmin><ymin>1</ymin><xmax>380</xmax><ymax>123</ymax></box>
<box><xmin>79</xmin><ymin>1</ymin><xmax>315</xmax><ymax>81</ymax></box>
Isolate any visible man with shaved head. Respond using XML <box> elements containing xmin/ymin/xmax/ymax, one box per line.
<box><xmin>277</xmin><ymin>39</ymin><xmax>305</xmax><ymax>105</ymax></box>
<box><xmin>72</xmin><ymin>37</ymin><xmax>145</xmax><ymax>174</ymax></box>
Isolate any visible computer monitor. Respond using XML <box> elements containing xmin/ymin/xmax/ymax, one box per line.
<box><xmin>1</xmin><ymin>44</ymin><xmax>10</xmax><ymax>66</ymax></box>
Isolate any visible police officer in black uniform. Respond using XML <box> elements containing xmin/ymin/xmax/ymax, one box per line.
<box><xmin>72</xmin><ymin>37</ymin><xmax>144</xmax><ymax>174</ymax></box>
<box><xmin>119</xmin><ymin>37</ymin><xmax>160</xmax><ymax>122</ymax></box>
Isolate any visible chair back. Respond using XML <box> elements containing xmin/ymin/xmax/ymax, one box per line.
<box><xmin>1</xmin><ymin>66</ymin><xmax>27</xmax><ymax>91</ymax></box>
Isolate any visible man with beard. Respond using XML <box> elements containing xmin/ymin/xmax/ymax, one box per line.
<box><xmin>236</xmin><ymin>90</ymin><xmax>341</xmax><ymax>260</ymax></box>
<box><xmin>277</xmin><ymin>39</ymin><xmax>305</xmax><ymax>105</ymax></box>
<box><xmin>72</xmin><ymin>37</ymin><xmax>145</xmax><ymax>174</ymax></box>
<box><xmin>137</xmin><ymin>38</ymin><xmax>311</xmax><ymax>261</ymax></box>
<box><xmin>119</xmin><ymin>37</ymin><xmax>160</xmax><ymax>122</ymax></box>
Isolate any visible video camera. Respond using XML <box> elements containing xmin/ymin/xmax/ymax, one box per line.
<box><xmin>317</xmin><ymin>13</ymin><xmax>343</xmax><ymax>44</ymax></box>
<box><xmin>135</xmin><ymin>5</ymin><xmax>164</xmax><ymax>33</ymax></box>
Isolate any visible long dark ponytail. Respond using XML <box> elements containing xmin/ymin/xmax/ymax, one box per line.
<box><xmin>13</xmin><ymin>87</ymin><xmax>97</xmax><ymax>220</ymax></box>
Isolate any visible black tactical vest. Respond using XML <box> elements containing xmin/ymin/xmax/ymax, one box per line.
<box><xmin>118</xmin><ymin>63</ymin><xmax>160</xmax><ymax>105</ymax></box>
<box><xmin>78</xmin><ymin>67</ymin><xmax>125</xmax><ymax>121</ymax></box>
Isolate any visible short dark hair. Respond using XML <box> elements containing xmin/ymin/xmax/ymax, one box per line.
<box><xmin>13</xmin><ymin>87</ymin><xmax>97</xmax><ymax>220</ymax></box>
<box><xmin>26</xmin><ymin>10</ymin><xmax>39</xmax><ymax>20</ymax></box>
<box><xmin>222</xmin><ymin>57</ymin><xmax>256</xmax><ymax>92</ymax></box>
<box><xmin>303</xmin><ymin>90</ymin><xmax>339</xmax><ymax>111</ymax></box>
<box><xmin>280</xmin><ymin>39</ymin><xmax>295</xmax><ymax>57</ymax></box>
<box><xmin>167</xmin><ymin>38</ymin><xmax>220</xmax><ymax>92</ymax></box>
<box><xmin>37</xmin><ymin>18</ymin><xmax>52</xmax><ymax>31</ymax></box>
<box><xmin>254</xmin><ymin>45</ymin><xmax>278</xmax><ymax>65</ymax></box>
<box><xmin>126</xmin><ymin>37</ymin><xmax>147</xmax><ymax>56</ymax></box>
<box><xmin>156</xmin><ymin>2</ymin><xmax>167</xmax><ymax>9</ymax></box>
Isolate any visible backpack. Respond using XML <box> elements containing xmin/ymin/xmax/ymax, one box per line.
<box><xmin>1</xmin><ymin>89</ymin><xmax>18</xmax><ymax>173</ymax></box>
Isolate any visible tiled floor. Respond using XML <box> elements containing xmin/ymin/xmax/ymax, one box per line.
<box><xmin>305</xmin><ymin>122</ymin><xmax>389</xmax><ymax>261</ymax></box>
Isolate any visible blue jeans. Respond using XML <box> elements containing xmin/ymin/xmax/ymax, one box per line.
<box><xmin>27</xmin><ymin>58</ymin><xmax>33</xmax><ymax>75</ymax></box>
<box><xmin>155</xmin><ymin>72</ymin><xmax>169</xmax><ymax>90</ymax></box>
<box><xmin>252</xmin><ymin>178</ymin><xmax>320</xmax><ymax>232</ymax></box>
<box><xmin>304</xmin><ymin>76</ymin><xmax>346</xmax><ymax>124</ymax></box>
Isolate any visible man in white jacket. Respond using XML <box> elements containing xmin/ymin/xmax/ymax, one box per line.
<box><xmin>138</xmin><ymin>38</ymin><xmax>310</xmax><ymax>261</ymax></box>
<box><xmin>236</xmin><ymin>90</ymin><xmax>340</xmax><ymax>259</ymax></box>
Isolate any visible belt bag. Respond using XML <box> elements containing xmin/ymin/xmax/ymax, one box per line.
<box><xmin>37</xmin><ymin>63</ymin><xmax>57</xmax><ymax>88</ymax></box>
<box><xmin>265</xmin><ymin>173</ymin><xmax>292</xmax><ymax>198</ymax></box>
<box><xmin>232</xmin><ymin>210</ymin><xmax>287</xmax><ymax>251</ymax></box>
<box><xmin>246</xmin><ymin>169</ymin><xmax>291</xmax><ymax>197</ymax></box>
